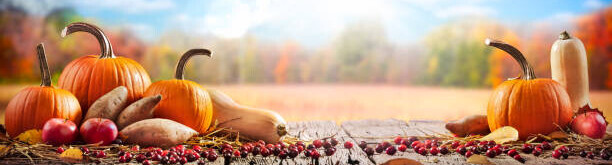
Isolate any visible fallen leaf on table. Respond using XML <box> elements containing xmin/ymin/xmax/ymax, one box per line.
<box><xmin>0</xmin><ymin>144</ymin><xmax>11</xmax><ymax>158</ymax></box>
<box><xmin>548</xmin><ymin>131</ymin><xmax>568</xmax><ymax>140</ymax></box>
<box><xmin>15</xmin><ymin>129</ymin><xmax>42</xmax><ymax>144</ymax></box>
<box><xmin>382</xmin><ymin>158</ymin><xmax>423</xmax><ymax>165</ymax></box>
<box><xmin>60</xmin><ymin>148</ymin><xmax>83</xmax><ymax>162</ymax></box>
<box><xmin>466</xmin><ymin>155</ymin><xmax>493</xmax><ymax>164</ymax></box>
<box><xmin>479</xmin><ymin>126</ymin><xmax>518</xmax><ymax>144</ymax></box>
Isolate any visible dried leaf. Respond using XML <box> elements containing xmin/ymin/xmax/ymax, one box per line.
<box><xmin>466</xmin><ymin>155</ymin><xmax>493</xmax><ymax>164</ymax></box>
<box><xmin>382</xmin><ymin>158</ymin><xmax>423</xmax><ymax>165</ymax></box>
<box><xmin>479</xmin><ymin>126</ymin><xmax>519</xmax><ymax>144</ymax></box>
<box><xmin>548</xmin><ymin>131</ymin><xmax>568</xmax><ymax>140</ymax></box>
<box><xmin>60</xmin><ymin>148</ymin><xmax>83</xmax><ymax>161</ymax></box>
<box><xmin>0</xmin><ymin>144</ymin><xmax>11</xmax><ymax>158</ymax></box>
<box><xmin>15</xmin><ymin>129</ymin><xmax>42</xmax><ymax>144</ymax></box>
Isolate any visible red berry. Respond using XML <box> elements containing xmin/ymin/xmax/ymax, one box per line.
<box><xmin>330</xmin><ymin>138</ymin><xmax>339</xmax><ymax>146</ymax></box>
<box><xmin>465</xmin><ymin>141</ymin><xmax>475</xmax><ymax>147</ymax></box>
<box><xmin>364</xmin><ymin>147</ymin><xmax>374</xmax><ymax>156</ymax></box>
<box><xmin>325</xmin><ymin>147</ymin><xmax>336</xmax><ymax>156</ymax></box>
<box><xmin>464</xmin><ymin>151</ymin><xmax>473</xmax><ymax>157</ymax></box>
<box><xmin>96</xmin><ymin>151</ymin><xmax>106</xmax><ymax>158</ymax></box>
<box><xmin>513</xmin><ymin>154</ymin><xmax>525</xmax><ymax>163</ymax></box>
<box><xmin>358</xmin><ymin>141</ymin><xmax>367</xmax><ymax>149</ymax></box>
<box><xmin>385</xmin><ymin>146</ymin><xmax>396</xmax><ymax>155</ymax></box>
<box><xmin>135</xmin><ymin>154</ymin><xmax>146</xmax><ymax>163</ymax></box>
<box><xmin>394</xmin><ymin>136</ymin><xmax>403</xmax><ymax>145</ymax></box>
<box><xmin>541</xmin><ymin>141</ymin><xmax>552</xmax><ymax>150</ymax></box>
<box><xmin>80</xmin><ymin>147</ymin><xmax>90</xmax><ymax>154</ymax></box>
<box><xmin>313</xmin><ymin>140</ymin><xmax>323</xmax><ymax>148</ymax></box>
<box><xmin>207</xmin><ymin>151</ymin><xmax>218</xmax><ymax>161</ymax></box>
<box><xmin>456</xmin><ymin>146</ymin><xmax>467</xmax><ymax>155</ymax></box>
<box><xmin>552</xmin><ymin>150</ymin><xmax>562</xmax><ymax>159</ymax></box>
<box><xmin>558</xmin><ymin>146</ymin><xmax>569</xmax><ymax>153</ymax></box>
<box><xmin>152</xmin><ymin>154</ymin><xmax>162</xmax><ymax>161</ymax></box>
<box><xmin>521</xmin><ymin>144</ymin><xmax>533</xmax><ymax>153</ymax></box>
<box><xmin>601</xmin><ymin>152</ymin><xmax>611</xmax><ymax>160</ymax></box>
<box><xmin>323</xmin><ymin>141</ymin><xmax>333</xmax><ymax>149</ymax></box>
<box><xmin>587</xmin><ymin>152</ymin><xmax>595</xmax><ymax>159</ymax></box>
<box><xmin>56</xmin><ymin>147</ymin><xmax>65</xmax><ymax>154</ymax></box>
<box><xmin>451</xmin><ymin>141</ymin><xmax>460</xmax><ymax>148</ymax></box>
<box><xmin>260</xmin><ymin>147</ymin><xmax>271</xmax><ymax>157</ymax></box>
<box><xmin>288</xmin><ymin>148</ymin><xmax>299</xmax><ymax>158</ymax></box>
<box><xmin>278</xmin><ymin>150</ymin><xmax>287</xmax><ymax>159</ymax></box>
<box><xmin>375</xmin><ymin>144</ymin><xmax>385</xmax><ymax>153</ymax></box>
<box><xmin>400</xmin><ymin>138</ymin><xmax>410</xmax><ymax>146</ymax></box>
<box><xmin>119</xmin><ymin>156</ymin><xmax>127</xmax><ymax>163</ymax></box>
<box><xmin>179</xmin><ymin>156</ymin><xmax>187</xmax><ymax>164</ymax></box>
<box><xmin>131</xmin><ymin>145</ymin><xmax>140</xmax><ymax>151</ymax></box>
<box><xmin>382</xmin><ymin>141</ymin><xmax>392</xmax><ymax>148</ymax></box>
<box><xmin>143</xmin><ymin>160</ymin><xmax>151</xmax><ymax>165</ymax></box>
<box><xmin>429</xmin><ymin>147</ymin><xmax>439</xmax><ymax>155</ymax></box>
<box><xmin>507</xmin><ymin>149</ymin><xmax>518</xmax><ymax>157</ymax></box>
<box><xmin>418</xmin><ymin>147</ymin><xmax>427</xmax><ymax>156</ymax></box>
<box><xmin>344</xmin><ymin>141</ymin><xmax>353</xmax><ymax>149</ymax></box>
<box><xmin>439</xmin><ymin>146</ymin><xmax>449</xmax><ymax>155</ymax></box>
<box><xmin>124</xmin><ymin>152</ymin><xmax>132</xmax><ymax>161</ymax></box>
<box><xmin>411</xmin><ymin>141</ymin><xmax>421</xmax><ymax>148</ymax></box>
<box><xmin>579</xmin><ymin>151</ymin><xmax>588</xmax><ymax>157</ymax></box>
<box><xmin>532</xmin><ymin>148</ymin><xmax>542</xmax><ymax>156</ymax></box>
<box><xmin>240</xmin><ymin>150</ymin><xmax>248</xmax><ymax>158</ymax></box>
<box><xmin>487</xmin><ymin>141</ymin><xmax>496</xmax><ymax>146</ymax></box>
<box><xmin>233</xmin><ymin>150</ymin><xmax>240</xmax><ymax>157</ymax></box>
<box><xmin>398</xmin><ymin>144</ymin><xmax>407</xmax><ymax>152</ymax></box>
<box><xmin>486</xmin><ymin>149</ymin><xmax>496</xmax><ymax>158</ymax></box>
<box><xmin>310</xmin><ymin>150</ymin><xmax>320</xmax><ymax>159</ymax></box>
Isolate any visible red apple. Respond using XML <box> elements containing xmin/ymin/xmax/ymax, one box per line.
<box><xmin>80</xmin><ymin>118</ymin><xmax>118</xmax><ymax>145</ymax></box>
<box><xmin>571</xmin><ymin>110</ymin><xmax>608</xmax><ymax>139</ymax></box>
<box><xmin>42</xmin><ymin>118</ymin><xmax>78</xmax><ymax>146</ymax></box>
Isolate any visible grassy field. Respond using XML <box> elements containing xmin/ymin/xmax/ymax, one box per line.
<box><xmin>1</xmin><ymin>84</ymin><xmax>611</xmax><ymax>124</ymax></box>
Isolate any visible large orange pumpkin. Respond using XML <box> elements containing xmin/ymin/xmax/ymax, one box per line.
<box><xmin>5</xmin><ymin>44</ymin><xmax>82</xmax><ymax>137</ymax></box>
<box><xmin>144</xmin><ymin>49</ymin><xmax>213</xmax><ymax>133</ymax></box>
<box><xmin>485</xmin><ymin>39</ymin><xmax>573</xmax><ymax>140</ymax></box>
<box><xmin>58</xmin><ymin>22</ymin><xmax>151</xmax><ymax>114</ymax></box>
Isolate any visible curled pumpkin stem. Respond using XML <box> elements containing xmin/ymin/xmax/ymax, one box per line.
<box><xmin>174</xmin><ymin>49</ymin><xmax>212</xmax><ymax>80</ymax></box>
<box><xmin>36</xmin><ymin>43</ymin><xmax>52</xmax><ymax>87</ymax></box>
<box><xmin>62</xmin><ymin>22</ymin><xmax>115</xmax><ymax>59</ymax></box>
<box><xmin>485</xmin><ymin>38</ymin><xmax>536</xmax><ymax>80</ymax></box>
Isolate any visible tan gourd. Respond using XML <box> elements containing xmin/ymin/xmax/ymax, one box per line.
<box><xmin>551</xmin><ymin>31</ymin><xmax>590</xmax><ymax>112</ymax></box>
<box><xmin>207</xmin><ymin>89</ymin><xmax>287</xmax><ymax>143</ymax></box>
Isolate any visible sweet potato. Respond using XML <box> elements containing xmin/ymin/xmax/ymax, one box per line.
<box><xmin>84</xmin><ymin>86</ymin><xmax>128</xmax><ymax>122</ymax></box>
<box><xmin>116</xmin><ymin>95</ymin><xmax>162</xmax><ymax>129</ymax></box>
<box><xmin>445</xmin><ymin>115</ymin><xmax>490</xmax><ymax>137</ymax></box>
<box><xmin>120</xmin><ymin>118</ymin><xmax>197</xmax><ymax>148</ymax></box>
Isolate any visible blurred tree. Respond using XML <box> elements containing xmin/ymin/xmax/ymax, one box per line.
<box><xmin>575</xmin><ymin>6</ymin><xmax>612</xmax><ymax>90</ymax></box>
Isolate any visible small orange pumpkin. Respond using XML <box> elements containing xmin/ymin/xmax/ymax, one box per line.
<box><xmin>144</xmin><ymin>49</ymin><xmax>213</xmax><ymax>133</ymax></box>
<box><xmin>5</xmin><ymin>44</ymin><xmax>82</xmax><ymax>137</ymax></box>
<box><xmin>485</xmin><ymin>39</ymin><xmax>573</xmax><ymax>140</ymax></box>
<box><xmin>58</xmin><ymin>22</ymin><xmax>151</xmax><ymax>114</ymax></box>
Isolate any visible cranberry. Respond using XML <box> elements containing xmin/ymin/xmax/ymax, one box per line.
<box><xmin>400</xmin><ymin>139</ymin><xmax>411</xmax><ymax>146</ymax></box>
<box><xmin>418</xmin><ymin>147</ymin><xmax>427</xmax><ymax>156</ymax></box>
<box><xmin>197</xmin><ymin>159</ymin><xmax>206</xmax><ymax>165</ymax></box>
<box><xmin>532</xmin><ymin>148</ymin><xmax>542</xmax><ymax>156</ymax></box>
<box><xmin>449</xmin><ymin>141</ymin><xmax>458</xmax><ymax>149</ymax></box>
<box><xmin>160</xmin><ymin>156</ymin><xmax>169</xmax><ymax>164</ymax></box>
<box><xmin>413</xmin><ymin>144</ymin><xmax>421</xmax><ymax>152</ymax></box>
<box><xmin>207</xmin><ymin>151</ymin><xmax>218</xmax><ymax>161</ymax></box>
<box><xmin>375</xmin><ymin>144</ymin><xmax>385</xmax><ymax>153</ymax></box>
<box><xmin>430</xmin><ymin>147</ymin><xmax>439</xmax><ymax>155</ymax></box>
<box><xmin>80</xmin><ymin>147</ymin><xmax>90</xmax><ymax>154</ymax></box>
<box><xmin>394</xmin><ymin>136</ymin><xmax>403</xmax><ymax>144</ymax></box>
<box><xmin>142</xmin><ymin>160</ymin><xmax>151</xmax><ymax>165</ymax></box>
<box><xmin>152</xmin><ymin>154</ymin><xmax>162</xmax><ymax>161</ymax></box>
<box><xmin>541</xmin><ymin>141</ymin><xmax>552</xmax><ymax>150</ymax></box>
<box><xmin>513</xmin><ymin>154</ymin><xmax>525</xmax><ymax>163</ymax></box>
<box><xmin>465</xmin><ymin>141</ymin><xmax>475</xmax><ymax>147</ymax></box>
<box><xmin>602</xmin><ymin>152</ymin><xmax>611</xmax><ymax>160</ymax></box>
<box><xmin>252</xmin><ymin>147</ymin><xmax>260</xmax><ymax>156</ymax></box>
<box><xmin>364</xmin><ymin>147</ymin><xmax>375</xmax><ymax>156</ymax></box>
<box><xmin>408</xmin><ymin>136</ymin><xmax>418</xmax><ymax>143</ymax></box>
<box><xmin>507</xmin><ymin>149</ymin><xmax>518</xmax><ymax>156</ymax></box>
<box><xmin>200</xmin><ymin>150</ymin><xmax>209</xmax><ymax>159</ymax></box>
<box><xmin>562</xmin><ymin>152</ymin><xmax>569</xmax><ymax>159</ymax></box>
<box><xmin>487</xmin><ymin>141</ymin><xmax>496</xmax><ymax>146</ymax></box>
<box><xmin>296</xmin><ymin>141</ymin><xmax>305</xmax><ymax>147</ymax></box>
<box><xmin>398</xmin><ymin>144</ymin><xmax>407</xmax><ymax>152</ymax></box>
<box><xmin>307</xmin><ymin>144</ymin><xmax>315</xmax><ymax>150</ymax></box>
<box><xmin>131</xmin><ymin>145</ymin><xmax>140</xmax><ymax>151</ymax></box>
<box><xmin>469</xmin><ymin>147</ymin><xmax>481</xmax><ymax>154</ymax></box>
<box><xmin>310</xmin><ymin>150</ymin><xmax>320</xmax><ymax>159</ymax></box>
<box><xmin>485</xmin><ymin>149</ymin><xmax>496</xmax><ymax>158</ymax></box>
<box><xmin>313</xmin><ymin>140</ymin><xmax>323</xmax><ymax>148</ymax></box>
<box><xmin>358</xmin><ymin>141</ymin><xmax>367</xmax><ymax>149</ymax></box>
<box><xmin>260</xmin><ymin>147</ymin><xmax>271</xmax><ymax>157</ymax></box>
<box><xmin>323</xmin><ymin>141</ymin><xmax>333</xmax><ymax>149</ymax></box>
<box><xmin>56</xmin><ymin>147</ymin><xmax>65</xmax><ymax>154</ymax></box>
<box><xmin>304</xmin><ymin>149</ymin><xmax>312</xmax><ymax>157</ymax></box>
<box><xmin>325</xmin><ymin>147</ymin><xmax>336</xmax><ymax>156</ymax></box>
<box><xmin>124</xmin><ymin>152</ymin><xmax>133</xmax><ymax>161</ymax></box>
<box><xmin>465</xmin><ymin>151</ymin><xmax>473</xmax><ymax>157</ymax></box>
<box><xmin>272</xmin><ymin>147</ymin><xmax>281</xmax><ymax>156</ymax></box>
<box><xmin>411</xmin><ymin>141</ymin><xmax>421</xmax><ymax>148</ymax></box>
<box><xmin>558</xmin><ymin>146</ymin><xmax>569</xmax><ymax>153</ymax></box>
<box><xmin>587</xmin><ymin>152</ymin><xmax>595</xmax><ymax>159</ymax></box>
<box><xmin>288</xmin><ymin>148</ymin><xmax>299</xmax><ymax>158</ymax></box>
<box><xmin>552</xmin><ymin>150</ymin><xmax>562</xmax><ymax>159</ymax></box>
<box><xmin>456</xmin><ymin>146</ymin><xmax>467</xmax><ymax>155</ymax></box>
<box><xmin>439</xmin><ymin>146</ymin><xmax>449</xmax><ymax>155</ymax></box>
<box><xmin>297</xmin><ymin>145</ymin><xmax>304</xmax><ymax>153</ymax></box>
<box><xmin>382</xmin><ymin>141</ymin><xmax>392</xmax><ymax>148</ymax></box>
<box><xmin>493</xmin><ymin>147</ymin><xmax>502</xmax><ymax>155</ymax></box>
<box><xmin>135</xmin><ymin>154</ymin><xmax>146</xmax><ymax>163</ymax></box>
<box><xmin>330</xmin><ymin>138</ymin><xmax>339</xmax><ymax>146</ymax></box>
<box><xmin>119</xmin><ymin>155</ymin><xmax>128</xmax><ymax>163</ymax></box>
<box><xmin>239</xmin><ymin>150</ymin><xmax>247</xmax><ymax>158</ymax></box>
<box><xmin>168</xmin><ymin>157</ymin><xmax>177</xmax><ymax>164</ymax></box>
<box><xmin>178</xmin><ymin>156</ymin><xmax>187</xmax><ymax>164</ymax></box>
<box><xmin>385</xmin><ymin>146</ymin><xmax>396</xmax><ymax>155</ymax></box>
<box><xmin>344</xmin><ymin>141</ymin><xmax>354</xmax><ymax>149</ymax></box>
<box><xmin>521</xmin><ymin>144</ymin><xmax>533</xmax><ymax>153</ymax></box>
<box><xmin>278</xmin><ymin>150</ymin><xmax>287</xmax><ymax>159</ymax></box>
<box><xmin>176</xmin><ymin>145</ymin><xmax>186</xmax><ymax>151</ymax></box>
<box><xmin>145</xmin><ymin>151</ymin><xmax>154</xmax><ymax>158</ymax></box>
<box><xmin>579</xmin><ymin>151</ymin><xmax>588</xmax><ymax>157</ymax></box>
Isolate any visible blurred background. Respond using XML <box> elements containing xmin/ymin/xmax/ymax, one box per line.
<box><xmin>1</xmin><ymin>0</ymin><xmax>611</xmax><ymax>123</ymax></box>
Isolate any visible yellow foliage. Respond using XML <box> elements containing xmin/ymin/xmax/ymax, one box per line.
<box><xmin>15</xmin><ymin>129</ymin><xmax>43</xmax><ymax>144</ymax></box>
<box><xmin>479</xmin><ymin>126</ymin><xmax>519</xmax><ymax>144</ymax></box>
<box><xmin>59</xmin><ymin>148</ymin><xmax>83</xmax><ymax>160</ymax></box>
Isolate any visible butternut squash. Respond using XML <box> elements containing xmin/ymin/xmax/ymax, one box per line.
<box><xmin>207</xmin><ymin>89</ymin><xmax>287</xmax><ymax>143</ymax></box>
<box><xmin>551</xmin><ymin>31</ymin><xmax>590</xmax><ymax>112</ymax></box>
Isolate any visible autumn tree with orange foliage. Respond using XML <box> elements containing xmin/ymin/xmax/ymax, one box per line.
<box><xmin>575</xmin><ymin>6</ymin><xmax>612</xmax><ymax>90</ymax></box>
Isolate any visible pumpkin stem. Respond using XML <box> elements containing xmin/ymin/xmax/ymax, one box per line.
<box><xmin>485</xmin><ymin>38</ymin><xmax>536</xmax><ymax>80</ymax></box>
<box><xmin>174</xmin><ymin>49</ymin><xmax>212</xmax><ymax>80</ymax></box>
<box><xmin>36</xmin><ymin>43</ymin><xmax>52</xmax><ymax>87</ymax></box>
<box><xmin>559</xmin><ymin>31</ymin><xmax>571</xmax><ymax>40</ymax></box>
<box><xmin>61</xmin><ymin>22</ymin><xmax>115</xmax><ymax>59</ymax></box>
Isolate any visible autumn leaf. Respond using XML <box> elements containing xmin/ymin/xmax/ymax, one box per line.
<box><xmin>382</xmin><ymin>158</ymin><xmax>423</xmax><ymax>165</ymax></box>
<box><xmin>479</xmin><ymin>126</ymin><xmax>519</xmax><ymax>144</ymax></box>
<box><xmin>60</xmin><ymin>148</ymin><xmax>83</xmax><ymax>161</ymax></box>
<box><xmin>547</xmin><ymin>131</ymin><xmax>569</xmax><ymax>140</ymax></box>
<box><xmin>466</xmin><ymin>155</ymin><xmax>493</xmax><ymax>164</ymax></box>
<box><xmin>15</xmin><ymin>129</ymin><xmax>43</xmax><ymax>144</ymax></box>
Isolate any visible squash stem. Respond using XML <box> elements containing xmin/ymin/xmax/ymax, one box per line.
<box><xmin>36</xmin><ymin>43</ymin><xmax>52</xmax><ymax>87</ymax></box>
<box><xmin>560</xmin><ymin>31</ymin><xmax>571</xmax><ymax>40</ymax></box>
<box><xmin>485</xmin><ymin>38</ymin><xmax>536</xmax><ymax>80</ymax></box>
<box><xmin>61</xmin><ymin>22</ymin><xmax>115</xmax><ymax>59</ymax></box>
<box><xmin>174</xmin><ymin>49</ymin><xmax>212</xmax><ymax>80</ymax></box>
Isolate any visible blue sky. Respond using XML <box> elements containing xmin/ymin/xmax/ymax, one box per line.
<box><xmin>13</xmin><ymin>0</ymin><xmax>612</xmax><ymax>46</ymax></box>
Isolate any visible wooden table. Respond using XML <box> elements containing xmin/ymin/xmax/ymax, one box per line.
<box><xmin>1</xmin><ymin>119</ymin><xmax>611</xmax><ymax>164</ymax></box>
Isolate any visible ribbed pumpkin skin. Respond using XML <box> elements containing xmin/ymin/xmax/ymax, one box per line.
<box><xmin>487</xmin><ymin>79</ymin><xmax>573</xmax><ymax>140</ymax></box>
<box><xmin>144</xmin><ymin>79</ymin><xmax>213</xmax><ymax>133</ymax></box>
<box><xmin>58</xmin><ymin>55</ymin><xmax>151</xmax><ymax>114</ymax></box>
<box><xmin>5</xmin><ymin>86</ymin><xmax>82</xmax><ymax>137</ymax></box>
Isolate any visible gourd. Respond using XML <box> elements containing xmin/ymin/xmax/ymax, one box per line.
<box><xmin>144</xmin><ymin>49</ymin><xmax>214</xmax><ymax>133</ymax></box>
<box><xmin>550</xmin><ymin>31</ymin><xmax>590</xmax><ymax>112</ymax></box>
<box><xmin>5</xmin><ymin>44</ymin><xmax>82</xmax><ymax>137</ymax></box>
<box><xmin>58</xmin><ymin>22</ymin><xmax>151</xmax><ymax>114</ymax></box>
<box><xmin>208</xmin><ymin>89</ymin><xmax>287</xmax><ymax>143</ymax></box>
<box><xmin>485</xmin><ymin>39</ymin><xmax>574</xmax><ymax>140</ymax></box>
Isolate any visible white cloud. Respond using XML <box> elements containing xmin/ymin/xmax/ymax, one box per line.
<box><xmin>74</xmin><ymin>0</ymin><xmax>175</xmax><ymax>13</ymax></box>
<box><xmin>434</xmin><ymin>5</ymin><xmax>497</xmax><ymax>18</ymax></box>
<box><xmin>584</xmin><ymin>0</ymin><xmax>604</xmax><ymax>9</ymax></box>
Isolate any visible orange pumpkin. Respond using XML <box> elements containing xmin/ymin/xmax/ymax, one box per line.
<box><xmin>58</xmin><ymin>22</ymin><xmax>151</xmax><ymax>114</ymax></box>
<box><xmin>485</xmin><ymin>39</ymin><xmax>573</xmax><ymax>140</ymax></box>
<box><xmin>144</xmin><ymin>49</ymin><xmax>213</xmax><ymax>133</ymax></box>
<box><xmin>5</xmin><ymin>44</ymin><xmax>82</xmax><ymax>137</ymax></box>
